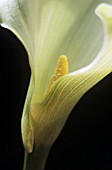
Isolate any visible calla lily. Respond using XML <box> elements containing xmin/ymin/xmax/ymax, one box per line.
<box><xmin>0</xmin><ymin>0</ymin><xmax>112</xmax><ymax>170</ymax></box>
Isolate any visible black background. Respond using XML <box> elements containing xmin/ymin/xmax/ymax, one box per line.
<box><xmin>1</xmin><ymin>25</ymin><xmax>112</xmax><ymax>170</ymax></box>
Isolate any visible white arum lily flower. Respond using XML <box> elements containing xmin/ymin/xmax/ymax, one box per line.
<box><xmin>0</xmin><ymin>0</ymin><xmax>112</xmax><ymax>170</ymax></box>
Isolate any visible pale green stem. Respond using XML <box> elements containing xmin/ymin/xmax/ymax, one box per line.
<box><xmin>23</xmin><ymin>145</ymin><xmax>50</xmax><ymax>170</ymax></box>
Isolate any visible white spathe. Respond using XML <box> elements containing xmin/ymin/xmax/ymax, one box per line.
<box><xmin>0</xmin><ymin>0</ymin><xmax>112</xmax><ymax>153</ymax></box>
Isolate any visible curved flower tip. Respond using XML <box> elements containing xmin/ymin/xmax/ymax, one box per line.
<box><xmin>95</xmin><ymin>3</ymin><xmax>112</xmax><ymax>35</ymax></box>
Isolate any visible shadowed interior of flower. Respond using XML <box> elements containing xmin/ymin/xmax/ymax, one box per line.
<box><xmin>0</xmin><ymin>1</ymin><xmax>112</xmax><ymax>170</ymax></box>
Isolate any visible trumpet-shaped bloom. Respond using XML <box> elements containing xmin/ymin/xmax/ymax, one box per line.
<box><xmin>0</xmin><ymin>0</ymin><xmax>112</xmax><ymax>169</ymax></box>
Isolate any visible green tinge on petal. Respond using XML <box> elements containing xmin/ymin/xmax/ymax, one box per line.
<box><xmin>95</xmin><ymin>3</ymin><xmax>112</xmax><ymax>41</ymax></box>
<box><xmin>21</xmin><ymin>75</ymin><xmax>34</xmax><ymax>153</ymax></box>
